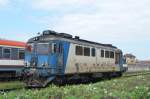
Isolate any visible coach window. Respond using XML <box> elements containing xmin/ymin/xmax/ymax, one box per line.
<box><xmin>19</xmin><ymin>49</ymin><xmax>25</xmax><ymax>59</ymax></box>
<box><xmin>101</xmin><ymin>50</ymin><xmax>104</xmax><ymax>58</ymax></box>
<box><xmin>84</xmin><ymin>47</ymin><xmax>90</xmax><ymax>56</ymax></box>
<box><xmin>76</xmin><ymin>46</ymin><xmax>83</xmax><ymax>55</ymax></box>
<box><xmin>3</xmin><ymin>48</ymin><xmax>11</xmax><ymax>59</ymax></box>
<box><xmin>92</xmin><ymin>48</ymin><xmax>96</xmax><ymax>57</ymax></box>
<box><xmin>0</xmin><ymin>47</ymin><xmax>2</xmax><ymax>58</ymax></box>
<box><xmin>105</xmin><ymin>50</ymin><xmax>109</xmax><ymax>58</ymax></box>
<box><xmin>110</xmin><ymin>51</ymin><xmax>114</xmax><ymax>58</ymax></box>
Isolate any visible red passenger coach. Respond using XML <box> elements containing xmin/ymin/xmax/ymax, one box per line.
<box><xmin>0</xmin><ymin>39</ymin><xmax>26</xmax><ymax>79</ymax></box>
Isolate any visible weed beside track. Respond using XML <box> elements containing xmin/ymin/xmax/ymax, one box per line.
<box><xmin>0</xmin><ymin>71</ymin><xmax>150</xmax><ymax>99</ymax></box>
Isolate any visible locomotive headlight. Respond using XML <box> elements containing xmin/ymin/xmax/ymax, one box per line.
<box><xmin>24</xmin><ymin>61</ymin><xmax>30</xmax><ymax>67</ymax></box>
<box><xmin>24</xmin><ymin>62</ymin><xmax>27</xmax><ymax>67</ymax></box>
<box><xmin>45</xmin><ymin>63</ymin><xmax>49</xmax><ymax>67</ymax></box>
<box><xmin>42</xmin><ymin>62</ymin><xmax>49</xmax><ymax>67</ymax></box>
<box><xmin>42</xmin><ymin>64</ymin><xmax>45</xmax><ymax>66</ymax></box>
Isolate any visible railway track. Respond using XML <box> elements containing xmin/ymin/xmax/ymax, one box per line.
<box><xmin>0</xmin><ymin>71</ymin><xmax>150</xmax><ymax>93</ymax></box>
<box><xmin>123</xmin><ymin>71</ymin><xmax>150</xmax><ymax>77</ymax></box>
<box><xmin>0</xmin><ymin>88</ymin><xmax>21</xmax><ymax>94</ymax></box>
<box><xmin>0</xmin><ymin>81</ymin><xmax>24</xmax><ymax>94</ymax></box>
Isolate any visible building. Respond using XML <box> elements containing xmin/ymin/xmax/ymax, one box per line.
<box><xmin>124</xmin><ymin>54</ymin><xmax>136</xmax><ymax>65</ymax></box>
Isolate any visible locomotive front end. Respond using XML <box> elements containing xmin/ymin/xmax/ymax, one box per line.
<box><xmin>24</xmin><ymin>41</ymin><xmax>54</xmax><ymax>87</ymax></box>
<box><xmin>23</xmin><ymin>32</ymin><xmax>58</xmax><ymax>87</ymax></box>
<box><xmin>23</xmin><ymin>30</ymin><xmax>68</xmax><ymax>87</ymax></box>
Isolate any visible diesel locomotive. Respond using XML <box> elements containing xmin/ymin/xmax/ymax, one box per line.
<box><xmin>24</xmin><ymin>30</ymin><xmax>124</xmax><ymax>87</ymax></box>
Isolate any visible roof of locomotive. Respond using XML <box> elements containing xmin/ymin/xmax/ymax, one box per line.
<box><xmin>28</xmin><ymin>30</ymin><xmax>118</xmax><ymax>49</ymax></box>
<box><xmin>0</xmin><ymin>39</ymin><xmax>26</xmax><ymax>48</ymax></box>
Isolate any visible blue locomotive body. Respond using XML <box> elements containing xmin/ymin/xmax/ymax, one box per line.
<box><xmin>24</xmin><ymin>30</ymin><xmax>124</xmax><ymax>87</ymax></box>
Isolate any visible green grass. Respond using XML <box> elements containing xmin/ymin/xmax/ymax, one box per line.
<box><xmin>0</xmin><ymin>74</ymin><xmax>150</xmax><ymax>99</ymax></box>
<box><xmin>0</xmin><ymin>81</ymin><xmax>24</xmax><ymax>90</ymax></box>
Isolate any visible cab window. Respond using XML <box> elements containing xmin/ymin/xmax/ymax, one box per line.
<box><xmin>52</xmin><ymin>43</ymin><xmax>57</xmax><ymax>53</ymax></box>
<box><xmin>58</xmin><ymin>43</ymin><xmax>63</xmax><ymax>54</ymax></box>
<box><xmin>37</xmin><ymin>43</ymin><xmax>50</xmax><ymax>54</ymax></box>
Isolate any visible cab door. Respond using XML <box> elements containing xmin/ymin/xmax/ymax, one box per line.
<box><xmin>57</xmin><ymin>42</ymin><xmax>64</xmax><ymax>74</ymax></box>
<box><xmin>51</xmin><ymin>42</ymin><xmax>64</xmax><ymax>75</ymax></box>
<box><xmin>115</xmin><ymin>51</ymin><xmax>123</xmax><ymax>71</ymax></box>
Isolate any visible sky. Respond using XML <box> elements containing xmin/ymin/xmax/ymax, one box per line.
<box><xmin>0</xmin><ymin>0</ymin><xmax>150</xmax><ymax>60</ymax></box>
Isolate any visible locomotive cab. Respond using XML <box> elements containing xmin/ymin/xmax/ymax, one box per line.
<box><xmin>24</xmin><ymin>39</ymin><xmax>68</xmax><ymax>87</ymax></box>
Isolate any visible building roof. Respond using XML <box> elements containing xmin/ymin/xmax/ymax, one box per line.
<box><xmin>0</xmin><ymin>39</ymin><xmax>26</xmax><ymax>48</ymax></box>
<box><xmin>124</xmin><ymin>54</ymin><xmax>136</xmax><ymax>58</ymax></box>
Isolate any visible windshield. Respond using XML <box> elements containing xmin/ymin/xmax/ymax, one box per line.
<box><xmin>37</xmin><ymin>43</ymin><xmax>50</xmax><ymax>55</ymax></box>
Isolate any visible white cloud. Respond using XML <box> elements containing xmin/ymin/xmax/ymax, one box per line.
<box><xmin>31</xmin><ymin>0</ymin><xmax>150</xmax><ymax>42</ymax></box>
<box><xmin>28</xmin><ymin>0</ymin><xmax>150</xmax><ymax>59</ymax></box>
<box><xmin>30</xmin><ymin>0</ymin><xmax>95</xmax><ymax>10</ymax></box>
<box><xmin>0</xmin><ymin>0</ymin><xmax>148</xmax><ymax>59</ymax></box>
<box><xmin>0</xmin><ymin>0</ymin><xmax>9</xmax><ymax>7</ymax></box>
